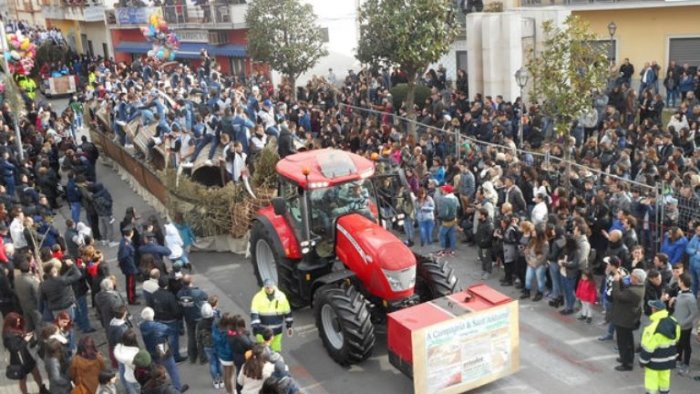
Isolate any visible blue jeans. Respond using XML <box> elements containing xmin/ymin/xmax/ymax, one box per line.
<box><xmin>689</xmin><ymin>262</ymin><xmax>700</xmax><ymax>297</ymax></box>
<box><xmin>548</xmin><ymin>262</ymin><xmax>561</xmax><ymax>298</ymax></box>
<box><xmin>70</xmin><ymin>202</ymin><xmax>81</xmax><ymax>224</ymax></box>
<box><xmin>439</xmin><ymin>225</ymin><xmax>456</xmax><ymax>251</ymax></box>
<box><xmin>403</xmin><ymin>217</ymin><xmax>415</xmax><ymax>243</ymax></box>
<box><xmin>162</xmin><ymin>321</ymin><xmax>183</xmax><ymax>359</ymax></box>
<box><xmin>192</xmin><ymin>134</ymin><xmax>215</xmax><ymax>162</ymax></box>
<box><xmin>265</xmin><ymin>126</ymin><xmax>279</xmax><ymax>138</ymax></box>
<box><xmin>666</xmin><ymin>87</ymin><xmax>679</xmax><ymax>107</ymax></box>
<box><xmin>560</xmin><ymin>275</ymin><xmax>577</xmax><ymax>310</ymax></box>
<box><xmin>74</xmin><ymin>295</ymin><xmax>93</xmax><ymax>332</ymax></box>
<box><xmin>118</xmin><ymin>362</ymin><xmax>126</xmax><ymax>392</ymax></box>
<box><xmin>123</xmin><ymin>380</ymin><xmax>140</xmax><ymax>394</ymax></box>
<box><xmin>525</xmin><ymin>265</ymin><xmax>546</xmax><ymax>293</ymax></box>
<box><xmin>204</xmin><ymin>347</ymin><xmax>222</xmax><ymax>381</ymax></box>
<box><xmin>419</xmin><ymin>219</ymin><xmax>434</xmax><ymax>246</ymax></box>
<box><xmin>159</xmin><ymin>355</ymin><xmax>183</xmax><ymax>391</ymax></box>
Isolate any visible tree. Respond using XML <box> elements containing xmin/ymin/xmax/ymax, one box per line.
<box><xmin>526</xmin><ymin>15</ymin><xmax>608</xmax><ymax>143</ymax></box>
<box><xmin>245</xmin><ymin>0</ymin><xmax>328</xmax><ymax>94</ymax></box>
<box><xmin>356</xmin><ymin>0</ymin><xmax>459</xmax><ymax>135</ymax></box>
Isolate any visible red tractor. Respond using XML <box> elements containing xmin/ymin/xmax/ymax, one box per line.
<box><xmin>250</xmin><ymin>149</ymin><xmax>459</xmax><ymax>365</ymax></box>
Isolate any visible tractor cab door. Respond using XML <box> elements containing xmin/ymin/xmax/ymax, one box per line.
<box><xmin>279</xmin><ymin>177</ymin><xmax>305</xmax><ymax>243</ymax></box>
<box><xmin>371</xmin><ymin>169</ymin><xmax>412</xmax><ymax>228</ymax></box>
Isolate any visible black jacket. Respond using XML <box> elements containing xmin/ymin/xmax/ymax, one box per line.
<box><xmin>149</xmin><ymin>288</ymin><xmax>182</xmax><ymax>322</ymax></box>
<box><xmin>40</xmin><ymin>264</ymin><xmax>81</xmax><ymax>311</ymax></box>
<box><xmin>277</xmin><ymin>127</ymin><xmax>296</xmax><ymax>158</ymax></box>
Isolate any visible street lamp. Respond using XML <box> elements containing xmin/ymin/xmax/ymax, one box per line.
<box><xmin>607</xmin><ymin>21</ymin><xmax>617</xmax><ymax>63</ymax></box>
<box><xmin>514</xmin><ymin>67</ymin><xmax>529</xmax><ymax>147</ymax></box>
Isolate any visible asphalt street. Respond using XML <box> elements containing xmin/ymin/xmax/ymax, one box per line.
<box><xmin>9</xmin><ymin>96</ymin><xmax>695</xmax><ymax>394</ymax></box>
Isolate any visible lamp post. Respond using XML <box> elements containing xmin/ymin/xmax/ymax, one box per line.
<box><xmin>607</xmin><ymin>21</ymin><xmax>617</xmax><ymax>64</ymax></box>
<box><xmin>514</xmin><ymin>67</ymin><xmax>529</xmax><ymax>148</ymax></box>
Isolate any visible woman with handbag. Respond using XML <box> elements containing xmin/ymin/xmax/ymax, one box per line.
<box><xmin>69</xmin><ymin>336</ymin><xmax>105</xmax><ymax>394</ymax></box>
<box><xmin>2</xmin><ymin>312</ymin><xmax>50</xmax><ymax>394</ymax></box>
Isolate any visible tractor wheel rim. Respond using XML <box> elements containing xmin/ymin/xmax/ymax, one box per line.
<box><xmin>255</xmin><ymin>239</ymin><xmax>277</xmax><ymax>284</ymax></box>
<box><xmin>321</xmin><ymin>304</ymin><xmax>343</xmax><ymax>350</ymax></box>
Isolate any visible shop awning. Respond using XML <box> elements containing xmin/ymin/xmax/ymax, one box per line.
<box><xmin>114</xmin><ymin>41</ymin><xmax>152</xmax><ymax>54</ymax></box>
<box><xmin>114</xmin><ymin>41</ymin><xmax>246</xmax><ymax>59</ymax></box>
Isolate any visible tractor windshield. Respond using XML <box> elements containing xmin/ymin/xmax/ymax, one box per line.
<box><xmin>308</xmin><ymin>179</ymin><xmax>378</xmax><ymax>238</ymax></box>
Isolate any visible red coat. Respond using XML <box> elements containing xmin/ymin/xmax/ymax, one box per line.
<box><xmin>575</xmin><ymin>278</ymin><xmax>598</xmax><ymax>303</ymax></box>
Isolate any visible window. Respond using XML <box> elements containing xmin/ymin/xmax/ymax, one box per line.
<box><xmin>279</xmin><ymin>178</ymin><xmax>303</xmax><ymax>231</ymax></box>
<box><xmin>588</xmin><ymin>39</ymin><xmax>616</xmax><ymax>63</ymax></box>
<box><xmin>319</xmin><ymin>27</ymin><xmax>329</xmax><ymax>43</ymax></box>
<box><xmin>103</xmin><ymin>43</ymin><xmax>109</xmax><ymax>58</ymax></box>
<box><xmin>456</xmin><ymin>50</ymin><xmax>468</xmax><ymax>73</ymax></box>
<box><xmin>229</xmin><ymin>58</ymin><xmax>246</xmax><ymax>77</ymax></box>
<box><xmin>669</xmin><ymin>37</ymin><xmax>700</xmax><ymax>69</ymax></box>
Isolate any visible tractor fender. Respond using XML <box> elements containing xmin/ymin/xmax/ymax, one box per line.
<box><xmin>310</xmin><ymin>269</ymin><xmax>356</xmax><ymax>303</ymax></box>
<box><xmin>255</xmin><ymin>207</ymin><xmax>302</xmax><ymax>259</ymax></box>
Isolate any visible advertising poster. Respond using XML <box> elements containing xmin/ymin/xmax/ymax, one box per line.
<box><xmin>412</xmin><ymin>302</ymin><xmax>519</xmax><ymax>394</ymax></box>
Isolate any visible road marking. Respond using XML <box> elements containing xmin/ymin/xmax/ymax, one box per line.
<box><xmin>565</xmin><ymin>336</ymin><xmax>601</xmax><ymax>345</ymax></box>
<box><xmin>581</xmin><ymin>354</ymin><xmax>619</xmax><ymax>362</ymax></box>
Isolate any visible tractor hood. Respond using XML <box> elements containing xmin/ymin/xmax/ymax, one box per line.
<box><xmin>335</xmin><ymin>214</ymin><xmax>416</xmax><ymax>271</ymax></box>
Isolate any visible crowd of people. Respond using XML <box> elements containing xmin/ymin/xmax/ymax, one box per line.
<box><xmin>1</xmin><ymin>15</ymin><xmax>700</xmax><ymax>393</ymax></box>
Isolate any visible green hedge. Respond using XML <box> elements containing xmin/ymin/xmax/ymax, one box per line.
<box><xmin>389</xmin><ymin>83</ymin><xmax>431</xmax><ymax>110</ymax></box>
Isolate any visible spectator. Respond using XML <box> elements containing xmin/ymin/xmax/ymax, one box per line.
<box><xmin>660</xmin><ymin>226</ymin><xmax>688</xmax><ymax>266</ymax></box>
<box><xmin>237</xmin><ymin>344</ymin><xmax>275</xmax><ymax>394</ymax></box>
<box><xmin>176</xmin><ymin>274</ymin><xmax>208</xmax><ymax>364</ymax></box>
<box><xmin>44</xmin><ymin>338</ymin><xmax>71</xmax><ymax>394</ymax></box>
<box><xmin>575</xmin><ymin>269</ymin><xmax>597</xmax><ymax>324</ymax></box>
<box><xmin>148</xmin><ymin>277</ymin><xmax>185</xmax><ymax>363</ymax></box>
<box><xmin>610</xmin><ymin>268</ymin><xmax>646</xmax><ymax>372</ymax></box>
<box><xmin>436</xmin><ymin>185</ymin><xmax>459</xmax><ymax>257</ymax></box>
<box><xmin>684</xmin><ymin>220</ymin><xmax>700</xmax><ymax>296</ymax></box>
<box><xmin>113</xmin><ymin>329</ymin><xmax>141</xmax><ymax>394</ymax></box>
<box><xmin>139</xmin><ymin>307</ymin><xmax>189</xmax><ymax>393</ymax></box>
<box><xmin>672</xmin><ymin>273</ymin><xmax>697</xmax><ymax>375</ymax></box>
<box><xmin>415</xmin><ymin>188</ymin><xmax>435</xmax><ymax>247</ymax></box>
<box><xmin>95</xmin><ymin>369</ymin><xmax>118</xmax><ymax>394</ymax></box>
<box><xmin>643</xmin><ymin>269</ymin><xmax>667</xmax><ymax>317</ymax></box>
<box><xmin>475</xmin><ymin>207</ymin><xmax>494</xmax><ymax>279</ymax></box>
<box><xmin>13</xmin><ymin>257</ymin><xmax>42</xmax><ymax>334</ymax></box>
<box><xmin>197</xmin><ymin>303</ymin><xmax>222</xmax><ymax>389</ymax></box>
<box><xmin>212</xmin><ymin>313</ymin><xmax>236</xmax><ymax>394</ymax></box>
<box><xmin>68</xmin><ymin>336</ymin><xmax>105</xmax><ymax>393</ymax></box>
<box><xmin>521</xmin><ymin>225</ymin><xmax>548</xmax><ymax>301</ymax></box>
<box><xmin>2</xmin><ymin>312</ymin><xmax>49</xmax><ymax>394</ymax></box>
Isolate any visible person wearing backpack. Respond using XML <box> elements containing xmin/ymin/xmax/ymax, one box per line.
<box><xmin>176</xmin><ymin>274</ymin><xmax>208</xmax><ymax>364</ymax></box>
<box><xmin>436</xmin><ymin>185</ymin><xmax>459</xmax><ymax>257</ymax></box>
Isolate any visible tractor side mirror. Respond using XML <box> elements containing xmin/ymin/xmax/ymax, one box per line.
<box><xmin>272</xmin><ymin>197</ymin><xmax>287</xmax><ymax>216</ymax></box>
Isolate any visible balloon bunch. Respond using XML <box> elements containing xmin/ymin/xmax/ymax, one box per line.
<box><xmin>141</xmin><ymin>13</ymin><xmax>180</xmax><ymax>61</ymax></box>
<box><xmin>3</xmin><ymin>31</ymin><xmax>37</xmax><ymax>75</ymax></box>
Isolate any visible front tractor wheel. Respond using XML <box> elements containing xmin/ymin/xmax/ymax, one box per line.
<box><xmin>314</xmin><ymin>285</ymin><xmax>375</xmax><ymax>366</ymax></box>
<box><xmin>249</xmin><ymin>221</ymin><xmax>305</xmax><ymax>308</ymax></box>
<box><xmin>415</xmin><ymin>255</ymin><xmax>460</xmax><ymax>301</ymax></box>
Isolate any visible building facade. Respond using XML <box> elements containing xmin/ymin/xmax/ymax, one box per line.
<box><xmin>106</xmin><ymin>3</ymin><xmax>251</xmax><ymax>76</ymax></box>
<box><xmin>42</xmin><ymin>0</ymin><xmax>114</xmax><ymax>58</ymax></box>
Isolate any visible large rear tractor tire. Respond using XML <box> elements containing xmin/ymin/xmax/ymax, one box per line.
<box><xmin>314</xmin><ymin>284</ymin><xmax>375</xmax><ymax>366</ymax></box>
<box><xmin>250</xmin><ymin>221</ymin><xmax>305</xmax><ymax>308</ymax></box>
<box><xmin>415</xmin><ymin>255</ymin><xmax>460</xmax><ymax>301</ymax></box>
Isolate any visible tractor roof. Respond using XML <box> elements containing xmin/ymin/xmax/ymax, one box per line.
<box><xmin>276</xmin><ymin>149</ymin><xmax>375</xmax><ymax>189</ymax></box>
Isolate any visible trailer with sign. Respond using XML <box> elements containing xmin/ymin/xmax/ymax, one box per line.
<box><xmin>388</xmin><ymin>284</ymin><xmax>520</xmax><ymax>394</ymax></box>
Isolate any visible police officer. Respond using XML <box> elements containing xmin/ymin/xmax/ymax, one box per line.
<box><xmin>639</xmin><ymin>300</ymin><xmax>680</xmax><ymax>394</ymax></box>
<box><xmin>250</xmin><ymin>279</ymin><xmax>293</xmax><ymax>352</ymax></box>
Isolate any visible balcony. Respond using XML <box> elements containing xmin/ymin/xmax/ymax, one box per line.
<box><xmin>42</xmin><ymin>0</ymin><xmax>106</xmax><ymax>22</ymax></box>
<box><xmin>109</xmin><ymin>2</ymin><xmax>248</xmax><ymax>29</ymax></box>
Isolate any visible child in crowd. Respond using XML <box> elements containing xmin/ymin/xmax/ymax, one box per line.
<box><xmin>575</xmin><ymin>269</ymin><xmax>597</xmax><ymax>324</ymax></box>
<box><xmin>95</xmin><ymin>369</ymin><xmax>117</xmax><ymax>394</ymax></box>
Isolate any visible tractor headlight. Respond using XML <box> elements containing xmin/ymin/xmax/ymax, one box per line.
<box><xmin>382</xmin><ymin>267</ymin><xmax>416</xmax><ymax>292</ymax></box>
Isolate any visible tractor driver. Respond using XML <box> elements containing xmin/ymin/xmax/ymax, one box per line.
<box><xmin>334</xmin><ymin>181</ymin><xmax>371</xmax><ymax>217</ymax></box>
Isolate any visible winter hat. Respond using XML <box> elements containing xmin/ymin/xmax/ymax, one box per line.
<box><xmin>132</xmin><ymin>350</ymin><xmax>152</xmax><ymax>368</ymax></box>
<box><xmin>201</xmin><ymin>303</ymin><xmax>214</xmax><ymax>319</ymax></box>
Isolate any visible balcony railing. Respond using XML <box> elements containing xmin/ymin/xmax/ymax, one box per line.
<box><xmin>110</xmin><ymin>3</ymin><xmax>248</xmax><ymax>29</ymax></box>
<box><xmin>42</xmin><ymin>0</ymin><xmax>106</xmax><ymax>21</ymax></box>
<box><xmin>521</xmin><ymin>0</ymin><xmax>664</xmax><ymax>6</ymax></box>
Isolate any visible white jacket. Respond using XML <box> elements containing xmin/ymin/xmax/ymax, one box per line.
<box><xmin>164</xmin><ymin>223</ymin><xmax>184</xmax><ymax>260</ymax></box>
